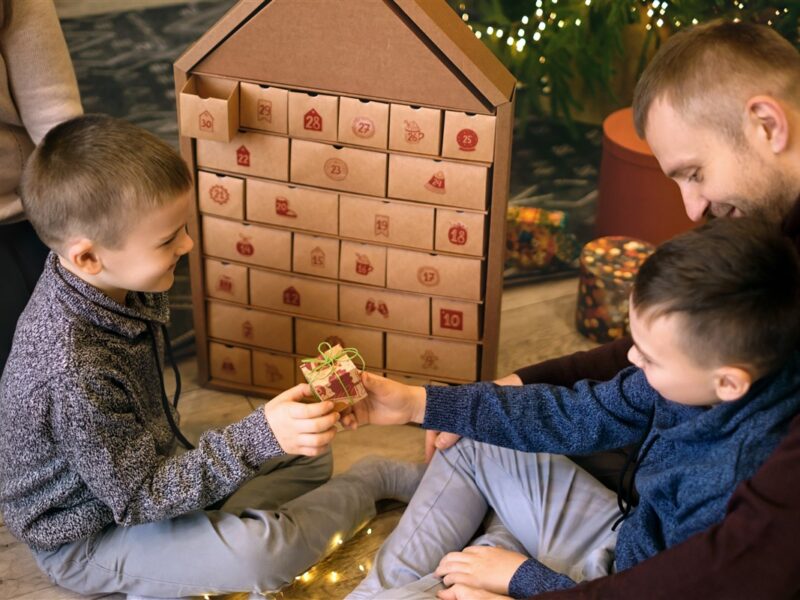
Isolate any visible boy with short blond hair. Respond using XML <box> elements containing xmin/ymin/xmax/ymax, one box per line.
<box><xmin>346</xmin><ymin>217</ymin><xmax>800</xmax><ymax>598</ymax></box>
<box><xmin>0</xmin><ymin>114</ymin><xmax>423</xmax><ymax>599</ymax></box>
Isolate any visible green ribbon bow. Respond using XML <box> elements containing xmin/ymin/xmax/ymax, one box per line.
<box><xmin>301</xmin><ymin>342</ymin><xmax>366</xmax><ymax>404</ymax></box>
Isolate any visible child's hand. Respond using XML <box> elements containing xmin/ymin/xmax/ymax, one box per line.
<box><xmin>339</xmin><ymin>372</ymin><xmax>426</xmax><ymax>430</ymax></box>
<box><xmin>437</xmin><ymin>584</ymin><xmax>511</xmax><ymax>600</ymax></box>
<box><xmin>435</xmin><ymin>546</ymin><xmax>527</xmax><ymax>595</ymax></box>
<box><xmin>263</xmin><ymin>383</ymin><xmax>340</xmax><ymax>456</ymax></box>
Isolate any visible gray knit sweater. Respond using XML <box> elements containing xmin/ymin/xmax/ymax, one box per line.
<box><xmin>0</xmin><ymin>253</ymin><xmax>284</xmax><ymax>551</ymax></box>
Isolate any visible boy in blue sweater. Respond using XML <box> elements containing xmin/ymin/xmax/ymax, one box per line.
<box><xmin>345</xmin><ymin>217</ymin><xmax>800</xmax><ymax>599</ymax></box>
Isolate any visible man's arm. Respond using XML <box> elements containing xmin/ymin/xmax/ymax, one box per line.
<box><xmin>514</xmin><ymin>337</ymin><xmax>633</xmax><ymax>387</ymax></box>
<box><xmin>531</xmin><ymin>411</ymin><xmax>800</xmax><ymax>600</ymax></box>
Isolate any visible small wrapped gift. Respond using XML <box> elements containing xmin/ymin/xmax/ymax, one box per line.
<box><xmin>299</xmin><ymin>342</ymin><xmax>367</xmax><ymax>411</ymax></box>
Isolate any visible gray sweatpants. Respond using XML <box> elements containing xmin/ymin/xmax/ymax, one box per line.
<box><xmin>348</xmin><ymin>439</ymin><xmax>619</xmax><ymax>599</ymax></box>
<box><xmin>33</xmin><ymin>449</ymin><xmax>378</xmax><ymax>597</ymax></box>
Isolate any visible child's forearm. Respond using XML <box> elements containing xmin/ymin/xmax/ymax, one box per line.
<box><xmin>409</xmin><ymin>385</ymin><xmax>428</xmax><ymax>424</ymax></box>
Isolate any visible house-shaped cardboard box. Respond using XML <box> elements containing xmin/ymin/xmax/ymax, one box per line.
<box><xmin>175</xmin><ymin>0</ymin><xmax>516</xmax><ymax>395</ymax></box>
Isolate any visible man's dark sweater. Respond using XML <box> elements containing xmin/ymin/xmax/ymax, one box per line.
<box><xmin>507</xmin><ymin>198</ymin><xmax>800</xmax><ymax>599</ymax></box>
<box><xmin>424</xmin><ymin>357</ymin><xmax>800</xmax><ymax>597</ymax></box>
<box><xmin>0</xmin><ymin>254</ymin><xmax>284</xmax><ymax>551</ymax></box>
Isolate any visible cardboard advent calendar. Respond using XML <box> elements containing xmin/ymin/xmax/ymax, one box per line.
<box><xmin>174</xmin><ymin>0</ymin><xmax>516</xmax><ymax>395</ymax></box>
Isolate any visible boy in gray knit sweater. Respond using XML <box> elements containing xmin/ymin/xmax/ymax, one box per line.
<box><xmin>0</xmin><ymin>115</ymin><xmax>423</xmax><ymax>599</ymax></box>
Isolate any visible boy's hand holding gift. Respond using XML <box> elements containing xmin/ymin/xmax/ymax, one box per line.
<box><xmin>263</xmin><ymin>383</ymin><xmax>339</xmax><ymax>456</ymax></box>
<box><xmin>340</xmin><ymin>372</ymin><xmax>427</xmax><ymax>430</ymax></box>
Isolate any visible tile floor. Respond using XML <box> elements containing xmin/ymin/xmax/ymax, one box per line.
<box><xmin>0</xmin><ymin>277</ymin><xmax>596</xmax><ymax>599</ymax></box>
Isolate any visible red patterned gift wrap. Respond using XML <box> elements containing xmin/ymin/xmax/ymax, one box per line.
<box><xmin>299</xmin><ymin>343</ymin><xmax>367</xmax><ymax>412</ymax></box>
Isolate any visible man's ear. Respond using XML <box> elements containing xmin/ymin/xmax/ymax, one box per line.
<box><xmin>713</xmin><ymin>366</ymin><xmax>753</xmax><ymax>403</ymax></box>
<box><xmin>64</xmin><ymin>238</ymin><xmax>103</xmax><ymax>276</ymax></box>
<box><xmin>745</xmin><ymin>95</ymin><xmax>789</xmax><ymax>154</ymax></box>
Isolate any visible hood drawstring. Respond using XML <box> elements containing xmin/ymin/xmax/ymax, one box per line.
<box><xmin>150</xmin><ymin>322</ymin><xmax>194</xmax><ymax>450</ymax></box>
<box><xmin>612</xmin><ymin>410</ymin><xmax>657</xmax><ymax>531</ymax></box>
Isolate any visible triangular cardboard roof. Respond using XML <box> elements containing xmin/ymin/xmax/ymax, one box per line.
<box><xmin>175</xmin><ymin>0</ymin><xmax>515</xmax><ymax>115</ymax></box>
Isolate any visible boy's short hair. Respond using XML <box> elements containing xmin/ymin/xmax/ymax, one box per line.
<box><xmin>632</xmin><ymin>20</ymin><xmax>800</xmax><ymax>141</ymax></box>
<box><xmin>632</xmin><ymin>217</ymin><xmax>800</xmax><ymax>376</ymax></box>
<box><xmin>21</xmin><ymin>114</ymin><xmax>192</xmax><ymax>250</ymax></box>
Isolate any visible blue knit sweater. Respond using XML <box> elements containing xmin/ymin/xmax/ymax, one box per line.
<box><xmin>423</xmin><ymin>358</ymin><xmax>800</xmax><ymax>597</ymax></box>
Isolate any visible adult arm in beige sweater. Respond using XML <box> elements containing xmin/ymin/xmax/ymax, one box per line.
<box><xmin>0</xmin><ymin>0</ymin><xmax>82</xmax><ymax>223</ymax></box>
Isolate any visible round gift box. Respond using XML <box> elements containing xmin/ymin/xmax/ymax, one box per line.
<box><xmin>576</xmin><ymin>236</ymin><xmax>655</xmax><ymax>343</ymax></box>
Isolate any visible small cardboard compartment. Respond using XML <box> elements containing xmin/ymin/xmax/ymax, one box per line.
<box><xmin>239</xmin><ymin>82</ymin><xmax>288</xmax><ymax>134</ymax></box>
<box><xmin>434</xmin><ymin>208</ymin><xmax>485</xmax><ymax>256</ymax></box>
<box><xmin>339</xmin><ymin>195</ymin><xmax>434</xmax><ymax>249</ymax></box>
<box><xmin>208</xmin><ymin>342</ymin><xmax>251</xmax><ymax>384</ymax></box>
<box><xmin>339</xmin><ymin>240</ymin><xmax>387</xmax><ymax>287</ymax></box>
<box><xmin>247</xmin><ymin>179</ymin><xmax>338</xmax><ymax>234</ymax></box>
<box><xmin>197</xmin><ymin>171</ymin><xmax>245</xmax><ymax>219</ymax></box>
<box><xmin>386</xmin><ymin>333</ymin><xmax>477</xmax><ymax>381</ymax></box>
<box><xmin>202</xmin><ymin>215</ymin><xmax>291</xmax><ymax>271</ymax></box>
<box><xmin>431</xmin><ymin>297</ymin><xmax>480</xmax><ymax>340</ymax></box>
<box><xmin>295</xmin><ymin>319</ymin><xmax>384</xmax><ymax>368</ymax></box>
<box><xmin>252</xmin><ymin>350</ymin><xmax>296</xmax><ymax>389</ymax></box>
<box><xmin>339</xmin><ymin>284</ymin><xmax>429</xmax><ymax>334</ymax></box>
<box><xmin>204</xmin><ymin>258</ymin><xmax>248</xmax><ymax>305</ymax></box>
<box><xmin>386</xmin><ymin>248</ymin><xmax>482</xmax><ymax>300</ymax></box>
<box><xmin>388</xmin><ymin>154</ymin><xmax>488</xmax><ymax>210</ymax></box>
<box><xmin>179</xmin><ymin>75</ymin><xmax>239</xmax><ymax>142</ymax></box>
<box><xmin>288</xmin><ymin>91</ymin><xmax>339</xmax><ymax>142</ymax></box>
<box><xmin>290</xmin><ymin>139</ymin><xmax>387</xmax><ymax>197</ymax></box>
<box><xmin>293</xmin><ymin>233</ymin><xmax>340</xmax><ymax>279</ymax></box>
<box><xmin>337</xmin><ymin>97</ymin><xmax>389</xmax><ymax>149</ymax></box>
<box><xmin>388</xmin><ymin>103</ymin><xmax>441</xmax><ymax>156</ymax></box>
<box><xmin>250</xmin><ymin>269</ymin><xmax>338</xmax><ymax>320</ymax></box>
<box><xmin>207</xmin><ymin>301</ymin><xmax>293</xmax><ymax>352</ymax></box>
<box><xmin>441</xmin><ymin>111</ymin><xmax>496</xmax><ymax>163</ymax></box>
<box><xmin>196</xmin><ymin>131</ymin><xmax>289</xmax><ymax>180</ymax></box>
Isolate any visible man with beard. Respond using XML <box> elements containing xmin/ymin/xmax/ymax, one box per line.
<box><xmin>431</xmin><ymin>19</ymin><xmax>800</xmax><ymax>600</ymax></box>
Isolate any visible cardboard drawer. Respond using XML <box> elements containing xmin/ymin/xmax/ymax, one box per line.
<box><xmin>252</xmin><ymin>350</ymin><xmax>296</xmax><ymax>389</ymax></box>
<box><xmin>290</xmin><ymin>139</ymin><xmax>387</xmax><ymax>197</ymax></box>
<box><xmin>197</xmin><ymin>171</ymin><xmax>244</xmax><ymax>219</ymax></box>
<box><xmin>386</xmin><ymin>248</ymin><xmax>482</xmax><ymax>300</ymax></box>
<box><xmin>202</xmin><ymin>216</ymin><xmax>291</xmax><ymax>271</ymax></box>
<box><xmin>386</xmin><ymin>333</ymin><xmax>477</xmax><ymax>381</ymax></box>
<box><xmin>239</xmin><ymin>82</ymin><xmax>288</xmax><ymax>134</ymax></box>
<box><xmin>441</xmin><ymin>111</ymin><xmax>496</xmax><ymax>163</ymax></box>
<box><xmin>338</xmin><ymin>97</ymin><xmax>389</xmax><ymax>149</ymax></box>
<box><xmin>434</xmin><ymin>208</ymin><xmax>486</xmax><ymax>257</ymax></box>
<box><xmin>179</xmin><ymin>75</ymin><xmax>239</xmax><ymax>142</ymax></box>
<box><xmin>339</xmin><ymin>240</ymin><xmax>387</xmax><ymax>287</ymax></box>
<box><xmin>207</xmin><ymin>301</ymin><xmax>293</xmax><ymax>353</ymax></box>
<box><xmin>197</xmin><ymin>131</ymin><xmax>289</xmax><ymax>180</ymax></box>
<box><xmin>293</xmin><ymin>233</ymin><xmax>340</xmax><ymax>279</ymax></box>
<box><xmin>247</xmin><ymin>179</ymin><xmax>338</xmax><ymax>235</ymax></box>
<box><xmin>387</xmin><ymin>154</ymin><xmax>488</xmax><ymax>210</ymax></box>
<box><xmin>208</xmin><ymin>342</ymin><xmax>251</xmax><ymax>384</ymax></box>
<box><xmin>288</xmin><ymin>91</ymin><xmax>339</xmax><ymax>142</ymax></box>
<box><xmin>388</xmin><ymin>104</ymin><xmax>441</xmax><ymax>156</ymax></box>
<box><xmin>340</xmin><ymin>284</ymin><xmax>429</xmax><ymax>334</ymax></box>
<box><xmin>295</xmin><ymin>319</ymin><xmax>384</xmax><ymax>368</ymax></box>
<box><xmin>250</xmin><ymin>269</ymin><xmax>338</xmax><ymax>320</ymax></box>
<box><xmin>431</xmin><ymin>298</ymin><xmax>480</xmax><ymax>340</ymax></box>
<box><xmin>204</xmin><ymin>258</ymin><xmax>248</xmax><ymax>305</ymax></box>
<box><xmin>339</xmin><ymin>195</ymin><xmax>434</xmax><ymax>249</ymax></box>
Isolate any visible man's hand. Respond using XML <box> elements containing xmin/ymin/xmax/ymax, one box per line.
<box><xmin>435</xmin><ymin>546</ymin><xmax>527</xmax><ymax>595</ymax></box>
<box><xmin>437</xmin><ymin>584</ymin><xmax>511</xmax><ymax>600</ymax></box>
<box><xmin>493</xmin><ymin>373</ymin><xmax>524</xmax><ymax>387</ymax></box>
<box><xmin>340</xmin><ymin>372</ymin><xmax>426</xmax><ymax>430</ymax></box>
<box><xmin>425</xmin><ymin>430</ymin><xmax>462</xmax><ymax>462</ymax></box>
<box><xmin>263</xmin><ymin>383</ymin><xmax>339</xmax><ymax>456</ymax></box>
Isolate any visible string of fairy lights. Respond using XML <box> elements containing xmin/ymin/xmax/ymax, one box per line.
<box><xmin>456</xmin><ymin>1</ymin><xmax>793</xmax><ymax>54</ymax></box>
